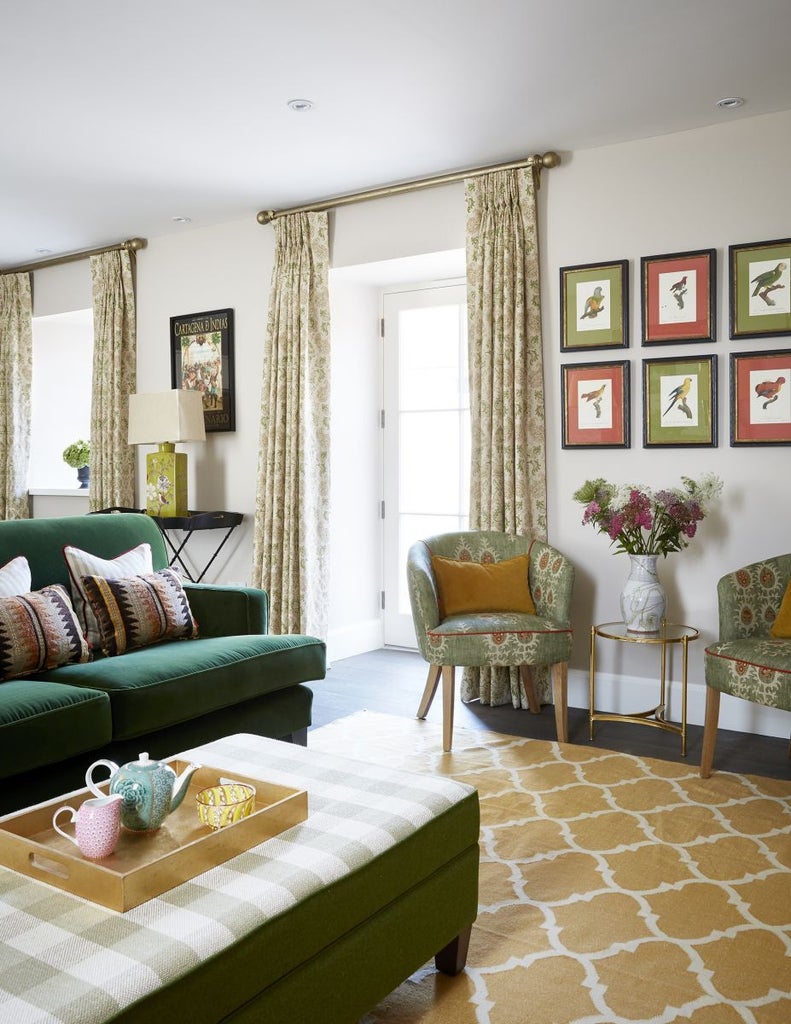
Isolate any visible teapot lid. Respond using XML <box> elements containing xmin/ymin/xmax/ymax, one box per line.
<box><xmin>131</xmin><ymin>752</ymin><xmax>155</xmax><ymax>766</ymax></box>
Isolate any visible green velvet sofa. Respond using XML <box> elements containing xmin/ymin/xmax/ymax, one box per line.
<box><xmin>0</xmin><ymin>513</ymin><xmax>326</xmax><ymax>814</ymax></box>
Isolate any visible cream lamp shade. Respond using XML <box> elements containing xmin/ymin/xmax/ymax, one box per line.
<box><xmin>128</xmin><ymin>390</ymin><xmax>206</xmax><ymax>517</ymax></box>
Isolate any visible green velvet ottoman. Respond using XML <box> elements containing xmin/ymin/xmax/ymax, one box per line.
<box><xmin>0</xmin><ymin>732</ymin><xmax>480</xmax><ymax>1024</ymax></box>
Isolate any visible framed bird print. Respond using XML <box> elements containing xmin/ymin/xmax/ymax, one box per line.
<box><xmin>730</xmin><ymin>349</ymin><xmax>791</xmax><ymax>445</ymax></box>
<box><xmin>643</xmin><ymin>354</ymin><xmax>717</xmax><ymax>448</ymax></box>
<box><xmin>729</xmin><ymin>238</ymin><xmax>791</xmax><ymax>339</ymax></box>
<box><xmin>641</xmin><ymin>248</ymin><xmax>716</xmax><ymax>345</ymax></box>
<box><xmin>561</xmin><ymin>360</ymin><xmax>630</xmax><ymax>448</ymax></box>
<box><xmin>560</xmin><ymin>259</ymin><xmax>629</xmax><ymax>351</ymax></box>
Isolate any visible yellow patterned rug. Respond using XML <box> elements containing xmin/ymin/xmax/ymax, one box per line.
<box><xmin>309</xmin><ymin>711</ymin><xmax>791</xmax><ymax>1024</ymax></box>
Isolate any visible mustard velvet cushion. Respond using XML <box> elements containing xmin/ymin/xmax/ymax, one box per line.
<box><xmin>431</xmin><ymin>553</ymin><xmax>536</xmax><ymax>618</ymax></box>
<box><xmin>81</xmin><ymin>568</ymin><xmax>199</xmax><ymax>657</ymax></box>
<box><xmin>770</xmin><ymin>579</ymin><xmax>791</xmax><ymax>638</ymax></box>
<box><xmin>0</xmin><ymin>585</ymin><xmax>90</xmax><ymax>681</ymax></box>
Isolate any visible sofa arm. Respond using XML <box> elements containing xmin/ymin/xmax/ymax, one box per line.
<box><xmin>183</xmin><ymin>584</ymin><xmax>269</xmax><ymax>637</ymax></box>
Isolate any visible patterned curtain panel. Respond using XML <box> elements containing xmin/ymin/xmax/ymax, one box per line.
<box><xmin>252</xmin><ymin>211</ymin><xmax>331</xmax><ymax>637</ymax></box>
<box><xmin>0</xmin><ymin>273</ymin><xmax>33</xmax><ymax>520</ymax></box>
<box><xmin>464</xmin><ymin>167</ymin><xmax>549</xmax><ymax>706</ymax></box>
<box><xmin>89</xmin><ymin>250</ymin><xmax>137</xmax><ymax>511</ymax></box>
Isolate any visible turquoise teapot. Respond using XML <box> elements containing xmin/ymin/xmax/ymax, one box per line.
<box><xmin>85</xmin><ymin>752</ymin><xmax>201</xmax><ymax>832</ymax></box>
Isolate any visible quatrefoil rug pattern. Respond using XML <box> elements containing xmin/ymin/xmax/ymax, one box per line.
<box><xmin>311</xmin><ymin>711</ymin><xmax>791</xmax><ymax>1024</ymax></box>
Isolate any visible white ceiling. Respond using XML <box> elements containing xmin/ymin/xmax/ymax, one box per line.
<box><xmin>3</xmin><ymin>0</ymin><xmax>791</xmax><ymax>269</ymax></box>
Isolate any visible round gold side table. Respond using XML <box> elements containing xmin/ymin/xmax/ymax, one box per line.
<box><xmin>588</xmin><ymin>621</ymin><xmax>700</xmax><ymax>756</ymax></box>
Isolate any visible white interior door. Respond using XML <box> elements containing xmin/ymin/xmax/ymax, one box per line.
<box><xmin>382</xmin><ymin>282</ymin><xmax>469</xmax><ymax>647</ymax></box>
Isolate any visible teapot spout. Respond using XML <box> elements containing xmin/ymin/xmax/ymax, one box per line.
<box><xmin>170</xmin><ymin>762</ymin><xmax>202</xmax><ymax>812</ymax></box>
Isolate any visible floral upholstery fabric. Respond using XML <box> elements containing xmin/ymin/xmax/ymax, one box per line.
<box><xmin>704</xmin><ymin>554</ymin><xmax>791</xmax><ymax>711</ymax></box>
<box><xmin>407</xmin><ymin>531</ymin><xmax>573</xmax><ymax>675</ymax></box>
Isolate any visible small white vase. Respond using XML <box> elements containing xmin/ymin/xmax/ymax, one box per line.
<box><xmin>620</xmin><ymin>554</ymin><xmax>666</xmax><ymax>633</ymax></box>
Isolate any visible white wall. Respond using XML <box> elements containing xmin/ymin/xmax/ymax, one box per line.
<box><xmin>29</xmin><ymin>108</ymin><xmax>791</xmax><ymax>736</ymax></box>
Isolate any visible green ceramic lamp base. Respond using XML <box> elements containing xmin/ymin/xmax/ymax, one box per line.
<box><xmin>146</xmin><ymin>443</ymin><xmax>190</xmax><ymax>518</ymax></box>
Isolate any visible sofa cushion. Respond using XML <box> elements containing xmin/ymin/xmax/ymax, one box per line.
<box><xmin>0</xmin><ymin>555</ymin><xmax>31</xmax><ymax>596</ymax></box>
<box><xmin>82</xmin><ymin>568</ymin><xmax>199</xmax><ymax>656</ymax></box>
<box><xmin>0</xmin><ymin>678</ymin><xmax>112</xmax><ymax>778</ymax></box>
<box><xmin>63</xmin><ymin>541</ymin><xmax>153</xmax><ymax>648</ymax></box>
<box><xmin>0</xmin><ymin>585</ymin><xmax>90</xmax><ymax>681</ymax></box>
<box><xmin>39</xmin><ymin>633</ymin><xmax>327</xmax><ymax>741</ymax></box>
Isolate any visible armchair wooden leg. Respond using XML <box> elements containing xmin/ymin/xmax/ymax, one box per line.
<box><xmin>551</xmin><ymin>662</ymin><xmax>569</xmax><ymax>743</ymax></box>
<box><xmin>441</xmin><ymin>665</ymin><xmax>455</xmax><ymax>752</ymax></box>
<box><xmin>417</xmin><ymin>664</ymin><xmax>441</xmax><ymax>720</ymax></box>
<box><xmin>519</xmin><ymin>665</ymin><xmax>541</xmax><ymax>715</ymax></box>
<box><xmin>700</xmin><ymin>686</ymin><xmax>721</xmax><ymax>778</ymax></box>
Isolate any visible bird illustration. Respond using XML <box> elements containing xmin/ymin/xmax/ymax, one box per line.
<box><xmin>751</xmin><ymin>262</ymin><xmax>787</xmax><ymax>304</ymax></box>
<box><xmin>580</xmin><ymin>286</ymin><xmax>605</xmax><ymax>320</ymax></box>
<box><xmin>754</xmin><ymin>376</ymin><xmax>786</xmax><ymax>409</ymax></box>
<box><xmin>581</xmin><ymin>382</ymin><xmax>607</xmax><ymax>418</ymax></box>
<box><xmin>669</xmin><ymin>274</ymin><xmax>688</xmax><ymax>310</ymax></box>
<box><xmin>664</xmin><ymin>377</ymin><xmax>693</xmax><ymax>419</ymax></box>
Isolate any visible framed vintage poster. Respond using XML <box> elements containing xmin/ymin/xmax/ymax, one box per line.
<box><xmin>560</xmin><ymin>260</ymin><xmax>629</xmax><ymax>351</ymax></box>
<box><xmin>561</xmin><ymin>360</ymin><xmax>630</xmax><ymax>448</ymax></box>
<box><xmin>643</xmin><ymin>354</ymin><xmax>717</xmax><ymax>448</ymax></box>
<box><xmin>170</xmin><ymin>308</ymin><xmax>236</xmax><ymax>432</ymax></box>
<box><xmin>730</xmin><ymin>349</ymin><xmax>791</xmax><ymax>445</ymax></box>
<box><xmin>641</xmin><ymin>248</ymin><xmax>716</xmax><ymax>345</ymax></box>
<box><xmin>729</xmin><ymin>238</ymin><xmax>791</xmax><ymax>339</ymax></box>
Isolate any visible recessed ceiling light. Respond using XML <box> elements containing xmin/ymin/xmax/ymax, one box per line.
<box><xmin>172</xmin><ymin>216</ymin><xmax>191</xmax><ymax>223</ymax></box>
<box><xmin>287</xmin><ymin>98</ymin><xmax>314</xmax><ymax>112</ymax></box>
<box><xmin>716</xmin><ymin>96</ymin><xmax>745</xmax><ymax>109</ymax></box>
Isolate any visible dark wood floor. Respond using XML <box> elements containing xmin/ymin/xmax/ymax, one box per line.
<box><xmin>310</xmin><ymin>648</ymin><xmax>791</xmax><ymax>780</ymax></box>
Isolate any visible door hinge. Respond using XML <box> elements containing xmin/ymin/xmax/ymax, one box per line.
<box><xmin>380</xmin><ymin>500</ymin><xmax>385</xmax><ymax>519</ymax></box>
<box><xmin>379</xmin><ymin>317</ymin><xmax>385</xmax><ymax>339</ymax></box>
<box><xmin>379</xmin><ymin>408</ymin><xmax>385</xmax><ymax>429</ymax></box>
<box><xmin>381</xmin><ymin>590</ymin><xmax>386</xmax><ymax>610</ymax></box>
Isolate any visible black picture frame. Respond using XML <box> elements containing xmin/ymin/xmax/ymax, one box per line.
<box><xmin>730</xmin><ymin>348</ymin><xmax>791</xmax><ymax>446</ymax></box>
<box><xmin>561</xmin><ymin>360</ymin><xmax>630</xmax><ymax>449</ymax></box>
<box><xmin>559</xmin><ymin>259</ymin><xmax>629</xmax><ymax>352</ymax></box>
<box><xmin>729</xmin><ymin>238</ymin><xmax>791</xmax><ymax>340</ymax></box>
<box><xmin>642</xmin><ymin>354</ymin><xmax>717</xmax><ymax>448</ymax></box>
<box><xmin>170</xmin><ymin>308</ymin><xmax>235</xmax><ymax>433</ymax></box>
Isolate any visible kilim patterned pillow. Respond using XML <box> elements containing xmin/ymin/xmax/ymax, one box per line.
<box><xmin>81</xmin><ymin>568</ymin><xmax>199</xmax><ymax>657</ymax></box>
<box><xmin>63</xmin><ymin>542</ymin><xmax>153</xmax><ymax>649</ymax></box>
<box><xmin>0</xmin><ymin>585</ymin><xmax>90</xmax><ymax>681</ymax></box>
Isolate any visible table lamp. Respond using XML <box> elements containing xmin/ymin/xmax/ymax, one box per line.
<box><xmin>128</xmin><ymin>390</ymin><xmax>206</xmax><ymax>517</ymax></box>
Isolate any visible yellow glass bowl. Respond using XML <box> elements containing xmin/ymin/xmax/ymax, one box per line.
<box><xmin>196</xmin><ymin>782</ymin><xmax>256</xmax><ymax>830</ymax></box>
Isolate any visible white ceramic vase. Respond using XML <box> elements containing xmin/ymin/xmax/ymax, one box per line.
<box><xmin>620</xmin><ymin>554</ymin><xmax>666</xmax><ymax>633</ymax></box>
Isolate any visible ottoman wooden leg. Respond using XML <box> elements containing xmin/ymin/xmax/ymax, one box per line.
<box><xmin>434</xmin><ymin>924</ymin><xmax>472</xmax><ymax>976</ymax></box>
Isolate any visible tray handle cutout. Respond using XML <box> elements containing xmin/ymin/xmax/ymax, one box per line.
<box><xmin>29</xmin><ymin>851</ymin><xmax>71</xmax><ymax>880</ymax></box>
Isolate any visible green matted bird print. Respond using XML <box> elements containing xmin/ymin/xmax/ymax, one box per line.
<box><xmin>643</xmin><ymin>355</ymin><xmax>717</xmax><ymax>448</ymax></box>
<box><xmin>729</xmin><ymin>238</ymin><xmax>791</xmax><ymax>340</ymax></box>
<box><xmin>560</xmin><ymin>259</ymin><xmax>628</xmax><ymax>351</ymax></box>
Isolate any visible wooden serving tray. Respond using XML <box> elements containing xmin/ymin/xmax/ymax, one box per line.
<box><xmin>0</xmin><ymin>761</ymin><xmax>307</xmax><ymax>912</ymax></box>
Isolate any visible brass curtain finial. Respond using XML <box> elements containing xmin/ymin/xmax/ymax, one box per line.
<box><xmin>256</xmin><ymin>151</ymin><xmax>560</xmax><ymax>225</ymax></box>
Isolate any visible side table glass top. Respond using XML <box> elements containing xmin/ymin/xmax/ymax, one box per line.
<box><xmin>593</xmin><ymin>621</ymin><xmax>700</xmax><ymax>644</ymax></box>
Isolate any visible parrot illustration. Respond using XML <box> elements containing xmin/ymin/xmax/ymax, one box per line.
<box><xmin>751</xmin><ymin>262</ymin><xmax>787</xmax><ymax>305</ymax></box>
<box><xmin>669</xmin><ymin>274</ymin><xmax>688</xmax><ymax>310</ymax></box>
<box><xmin>664</xmin><ymin>377</ymin><xmax>693</xmax><ymax>419</ymax></box>
<box><xmin>580</xmin><ymin>382</ymin><xmax>606</xmax><ymax>419</ymax></box>
<box><xmin>580</xmin><ymin>286</ymin><xmax>605</xmax><ymax>320</ymax></box>
<box><xmin>754</xmin><ymin>376</ymin><xmax>786</xmax><ymax>409</ymax></box>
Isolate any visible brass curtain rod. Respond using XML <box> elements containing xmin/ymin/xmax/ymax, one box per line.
<box><xmin>2</xmin><ymin>237</ymin><xmax>147</xmax><ymax>275</ymax></box>
<box><xmin>257</xmin><ymin>151</ymin><xmax>560</xmax><ymax>224</ymax></box>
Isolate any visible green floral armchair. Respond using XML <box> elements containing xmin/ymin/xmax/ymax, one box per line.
<box><xmin>701</xmin><ymin>553</ymin><xmax>791</xmax><ymax>777</ymax></box>
<box><xmin>407</xmin><ymin>531</ymin><xmax>574</xmax><ymax>751</ymax></box>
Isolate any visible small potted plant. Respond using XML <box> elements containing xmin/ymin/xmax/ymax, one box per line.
<box><xmin>63</xmin><ymin>439</ymin><xmax>91</xmax><ymax>488</ymax></box>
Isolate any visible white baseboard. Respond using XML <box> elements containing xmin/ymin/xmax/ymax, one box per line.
<box><xmin>567</xmin><ymin>667</ymin><xmax>790</xmax><ymax>739</ymax></box>
<box><xmin>326</xmin><ymin>619</ymin><xmax>383</xmax><ymax>666</ymax></box>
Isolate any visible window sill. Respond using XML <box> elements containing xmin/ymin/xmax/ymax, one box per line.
<box><xmin>29</xmin><ymin>488</ymin><xmax>90</xmax><ymax>497</ymax></box>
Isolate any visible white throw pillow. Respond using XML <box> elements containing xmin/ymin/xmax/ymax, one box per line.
<box><xmin>0</xmin><ymin>555</ymin><xmax>32</xmax><ymax>597</ymax></box>
<box><xmin>63</xmin><ymin>542</ymin><xmax>153</xmax><ymax>648</ymax></box>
